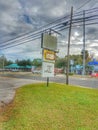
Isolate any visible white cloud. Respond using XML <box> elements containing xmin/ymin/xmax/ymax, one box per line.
<box><xmin>74</xmin><ymin>31</ymin><xmax>79</xmax><ymax>37</ymax></box>
<box><xmin>0</xmin><ymin>0</ymin><xmax>98</xmax><ymax>60</ymax></box>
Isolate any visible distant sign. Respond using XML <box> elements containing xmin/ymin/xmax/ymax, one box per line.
<box><xmin>70</xmin><ymin>60</ymin><xmax>74</xmax><ymax>65</ymax></box>
<box><xmin>43</xmin><ymin>49</ymin><xmax>55</xmax><ymax>62</ymax></box>
<box><xmin>42</xmin><ymin>33</ymin><xmax>57</xmax><ymax>51</ymax></box>
<box><xmin>42</xmin><ymin>62</ymin><xmax>54</xmax><ymax>77</ymax></box>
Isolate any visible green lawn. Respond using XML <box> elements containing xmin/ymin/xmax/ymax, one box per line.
<box><xmin>2</xmin><ymin>83</ymin><xmax>98</xmax><ymax>130</ymax></box>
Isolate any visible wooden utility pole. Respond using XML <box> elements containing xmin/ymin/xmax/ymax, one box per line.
<box><xmin>66</xmin><ymin>7</ymin><xmax>73</xmax><ymax>85</ymax></box>
<box><xmin>82</xmin><ymin>10</ymin><xmax>85</xmax><ymax>75</ymax></box>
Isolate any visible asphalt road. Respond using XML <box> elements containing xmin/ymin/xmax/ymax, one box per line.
<box><xmin>52</xmin><ymin>76</ymin><xmax>98</xmax><ymax>89</ymax></box>
<box><xmin>69</xmin><ymin>76</ymin><xmax>98</xmax><ymax>88</ymax></box>
<box><xmin>1</xmin><ymin>72</ymin><xmax>98</xmax><ymax>88</ymax></box>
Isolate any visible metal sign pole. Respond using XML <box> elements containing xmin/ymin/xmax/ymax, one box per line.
<box><xmin>47</xmin><ymin>77</ymin><xmax>49</xmax><ymax>87</ymax></box>
<box><xmin>46</xmin><ymin>30</ymin><xmax>51</xmax><ymax>87</ymax></box>
<box><xmin>82</xmin><ymin>10</ymin><xmax>86</xmax><ymax>75</ymax></box>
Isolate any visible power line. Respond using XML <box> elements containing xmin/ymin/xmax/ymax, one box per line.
<box><xmin>75</xmin><ymin>0</ymin><xmax>93</xmax><ymax>11</ymax></box>
<box><xmin>0</xmin><ymin>20</ymin><xmax>98</xmax><ymax>49</ymax></box>
<box><xmin>1</xmin><ymin>6</ymin><xmax>98</xmax><ymax>50</ymax></box>
<box><xmin>1</xmin><ymin>6</ymin><xmax>98</xmax><ymax>44</ymax></box>
<box><xmin>1</xmin><ymin>19</ymin><xmax>98</xmax><ymax>50</ymax></box>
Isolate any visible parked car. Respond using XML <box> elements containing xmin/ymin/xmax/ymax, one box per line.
<box><xmin>91</xmin><ymin>72</ymin><xmax>98</xmax><ymax>77</ymax></box>
<box><xmin>32</xmin><ymin>69</ymin><xmax>41</xmax><ymax>74</ymax></box>
<box><xmin>11</xmin><ymin>69</ymin><xmax>19</xmax><ymax>72</ymax></box>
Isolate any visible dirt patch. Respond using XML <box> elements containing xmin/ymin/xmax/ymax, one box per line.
<box><xmin>0</xmin><ymin>107</ymin><xmax>3</xmax><ymax>113</ymax></box>
<box><xmin>0</xmin><ymin>101</ymin><xmax>6</xmax><ymax>113</ymax></box>
<box><xmin>0</xmin><ymin>106</ymin><xmax>3</xmax><ymax>130</ymax></box>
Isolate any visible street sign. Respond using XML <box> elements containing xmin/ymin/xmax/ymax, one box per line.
<box><xmin>70</xmin><ymin>60</ymin><xmax>74</xmax><ymax>65</ymax></box>
<box><xmin>42</xmin><ymin>62</ymin><xmax>54</xmax><ymax>77</ymax></box>
<box><xmin>43</xmin><ymin>49</ymin><xmax>55</xmax><ymax>62</ymax></box>
<box><xmin>42</xmin><ymin>34</ymin><xmax>57</xmax><ymax>51</ymax></box>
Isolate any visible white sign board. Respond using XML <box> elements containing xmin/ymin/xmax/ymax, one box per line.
<box><xmin>42</xmin><ymin>34</ymin><xmax>57</xmax><ymax>51</ymax></box>
<box><xmin>42</xmin><ymin>62</ymin><xmax>54</xmax><ymax>77</ymax></box>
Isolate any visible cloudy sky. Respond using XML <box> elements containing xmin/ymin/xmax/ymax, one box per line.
<box><xmin>0</xmin><ymin>0</ymin><xmax>98</xmax><ymax>61</ymax></box>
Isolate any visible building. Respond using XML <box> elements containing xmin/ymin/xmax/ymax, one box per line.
<box><xmin>5</xmin><ymin>63</ymin><xmax>32</xmax><ymax>71</ymax></box>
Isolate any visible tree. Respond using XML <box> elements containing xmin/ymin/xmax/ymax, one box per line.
<box><xmin>69</xmin><ymin>54</ymin><xmax>82</xmax><ymax>65</ymax></box>
<box><xmin>81</xmin><ymin>50</ymin><xmax>91</xmax><ymax>63</ymax></box>
<box><xmin>0</xmin><ymin>56</ymin><xmax>3</xmax><ymax>68</ymax></box>
<box><xmin>16</xmin><ymin>59</ymin><xmax>32</xmax><ymax>66</ymax></box>
<box><xmin>55</xmin><ymin>57</ymin><xmax>67</xmax><ymax>68</ymax></box>
<box><xmin>32</xmin><ymin>59</ymin><xmax>42</xmax><ymax>67</ymax></box>
<box><xmin>0</xmin><ymin>55</ymin><xmax>13</xmax><ymax>68</ymax></box>
<box><xmin>5</xmin><ymin>60</ymin><xmax>13</xmax><ymax>65</ymax></box>
<box><xmin>15</xmin><ymin>59</ymin><xmax>19</xmax><ymax>64</ymax></box>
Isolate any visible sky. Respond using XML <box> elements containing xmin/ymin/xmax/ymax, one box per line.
<box><xmin>0</xmin><ymin>0</ymin><xmax>98</xmax><ymax>61</ymax></box>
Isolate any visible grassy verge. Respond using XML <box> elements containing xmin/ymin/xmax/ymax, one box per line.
<box><xmin>2</xmin><ymin>83</ymin><xmax>98</xmax><ymax>130</ymax></box>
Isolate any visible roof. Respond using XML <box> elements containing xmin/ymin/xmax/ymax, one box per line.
<box><xmin>25</xmin><ymin>65</ymin><xmax>32</xmax><ymax>69</ymax></box>
<box><xmin>88</xmin><ymin>59</ymin><xmax>98</xmax><ymax>65</ymax></box>
<box><xmin>5</xmin><ymin>64</ymin><xmax>32</xmax><ymax>69</ymax></box>
<box><xmin>5</xmin><ymin>63</ymin><xmax>20</xmax><ymax>69</ymax></box>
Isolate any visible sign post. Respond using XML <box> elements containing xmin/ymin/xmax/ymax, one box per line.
<box><xmin>41</xmin><ymin>33</ymin><xmax>57</xmax><ymax>86</ymax></box>
<box><xmin>47</xmin><ymin>77</ymin><xmax>49</xmax><ymax>87</ymax></box>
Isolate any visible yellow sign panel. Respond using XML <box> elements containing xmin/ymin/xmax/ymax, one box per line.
<box><xmin>43</xmin><ymin>49</ymin><xmax>55</xmax><ymax>62</ymax></box>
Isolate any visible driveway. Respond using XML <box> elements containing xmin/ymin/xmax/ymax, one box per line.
<box><xmin>0</xmin><ymin>77</ymin><xmax>42</xmax><ymax>107</ymax></box>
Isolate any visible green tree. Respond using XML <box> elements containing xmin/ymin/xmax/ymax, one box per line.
<box><xmin>32</xmin><ymin>59</ymin><xmax>42</xmax><ymax>67</ymax></box>
<box><xmin>65</xmin><ymin>54</ymin><xmax>82</xmax><ymax>65</ymax></box>
<box><xmin>0</xmin><ymin>55</ymin><xmax>13</xmax><ymax>68</ymax></box>
<box><xmin>55</xmin><ymin>57</ymin><xmax>67</xmax><ymax>68</ymax></box>
<box><xmin>81</xmin><ymin>50</ymin><xmax>91</xmax><ymax>63</ymax></box>
<box><xmin>0</xmin><ymin>56</ymin><xmax>3</xmax><ymax>68</ymax></box>
<box><xmin>16</xmin><ymin>59</ymin><xmax>32</xmax><ymax>66</ymax></box>
<box><xmin>5</xmin><ymin>60</ymin><xmax>13</xmax><ymax>66</ymax></box>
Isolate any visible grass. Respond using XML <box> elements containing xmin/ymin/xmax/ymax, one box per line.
<box><xmin>2</xmin><ymin>83</ymin><xmax>98</xmax><ymax>130</ymax></box>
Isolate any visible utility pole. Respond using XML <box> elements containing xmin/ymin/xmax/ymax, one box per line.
<box><xmin>2</xmin><ymin>54</ymin><xmax>5</xmax><ymax>73</ymax></box>
<box><xmin>66</xmin><ymin>6</ymin><xmax>73</xmax><ymax>85</ymax></box>
<box><xmin>82</xmin><ymin>10</ymin><xmax>85</xmax><ymax>75</ymax></box>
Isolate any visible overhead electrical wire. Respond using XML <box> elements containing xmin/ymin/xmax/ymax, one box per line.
<box><xmin>1</xmin><ymin>20</ymin><xmax>98</xmax><ymax>50</ymax></box>
<box><xmin>1</xmin><ymin>6</ymin><xmax>98</xmax><ymax>50</ymax></box>
<box><xmin>1</xmin><ymin>6</ymin><xmax>98</xmax><ymax>43</ymax></box>
<box><xmin>0</xmin><ymin>7</ymin><xmax>97</xmax><ymax>44</ymax></box>
<box><xmin>1</xmin><ymin>13</ymin><xmax>98</xmax><ymax>41</ymax></box>
<box><xmin>0</xmin><ymin>1</ymin><xmax>95</xmax><ymax>44</ymax></box>
<box><xmin>75</xmin><ymin>0</ymin><xmax>93</xmax><ymax>11</ymax></box>
<box><xmin>0</xmin><ymin>19</ymin><xmax>98</xmax><ymax>49</ymax></box>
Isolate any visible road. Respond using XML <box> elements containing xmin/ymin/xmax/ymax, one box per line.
<box><xmin>69</xmin><ymin>76</ymin><xmax>98</xmax><ymax>88</ymax></box>
<box><xmin>1</xmin><ymin>72</ymin><xmax>98</xmax><ymax>88</ymax></box>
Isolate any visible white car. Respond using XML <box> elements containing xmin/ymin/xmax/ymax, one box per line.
<box><xmin>32</xmin><ymin>70</ymin><xmax>41</xmax><ymax>74</ymax></box>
